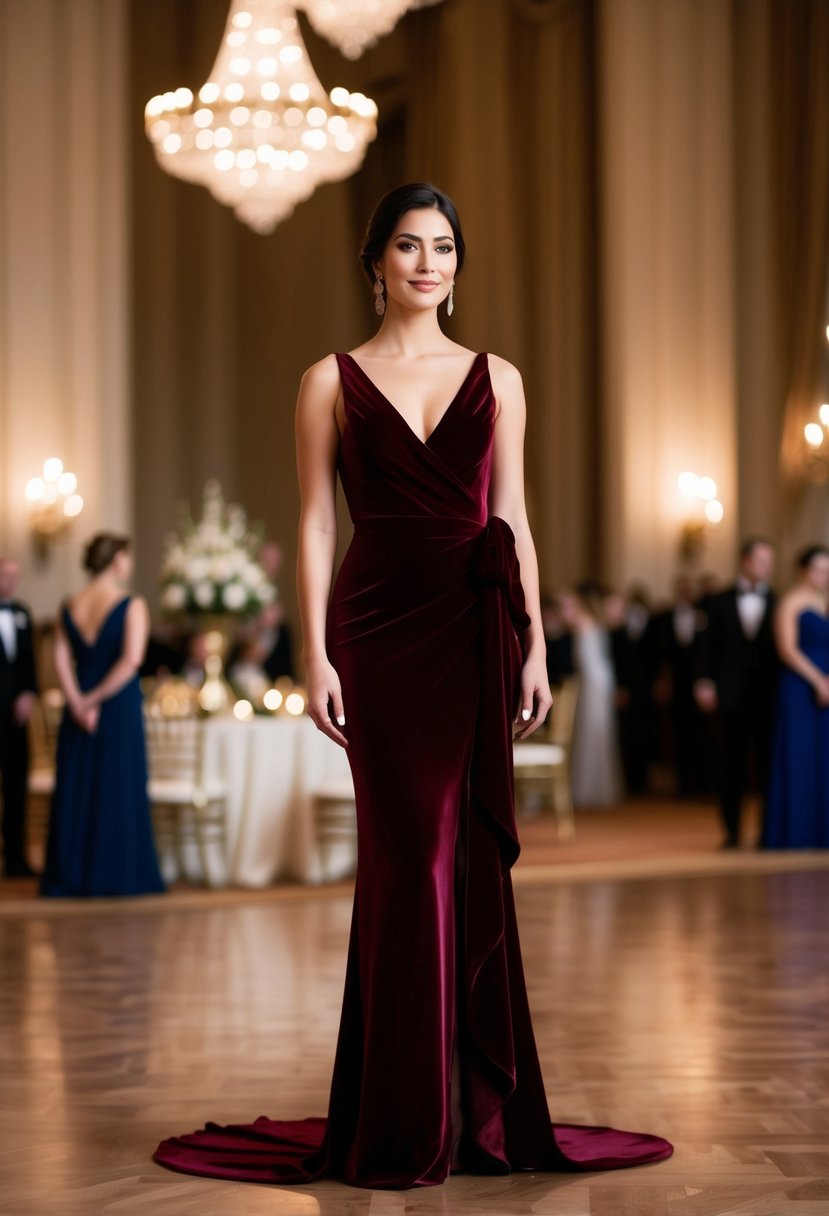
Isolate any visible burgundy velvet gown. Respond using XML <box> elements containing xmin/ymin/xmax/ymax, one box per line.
<box><xmin>153</xmin><ymin>351</ymin><xmax>673</xmax><ymax>1189</ymax></box>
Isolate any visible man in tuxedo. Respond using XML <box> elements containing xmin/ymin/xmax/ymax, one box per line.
<box><xmin>0</xmin><ymin>557</ymin><xmax>39</xmax><ymax>877</ymax></box>
<box><xmin>694</xmin><ymin>538</ymin><xmax>777</xmax><ymax>847</ymax></box>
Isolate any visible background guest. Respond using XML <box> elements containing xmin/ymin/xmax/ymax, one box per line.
<box><xmin>655</xmin><ymin>575</ymin><xmax>711</xmax><ymax>796</ymax></box>
<box><xmin>229</xmin><ymin>540</ymin><xmax>294</xmax><ymax>682</ymax></box>
<box><xmin>229</xmin><ymin>599</ymin><xmax>295</xmax><ymax>684</ymax></box>
<box><xmin>610</xmin><ymin>583</ymin><xmax>660</xmax><ymax>794</ymax></box>
<box><xmin>560</xmin><ymin>583</ymin><xmax>624</xmax><ymax>807</ymax></box>
<box><xmin>41</xmin><ymin>534</ymin><xmax>165</xmax><ymax>898</ymax></box>
<box><xmin>0</xmin><ymin>556</ymin><xmax>39</xmax><ymax>878</ymax></box>
<box><xmin>540</xmin><ymin>592</ymin><xmax>574</xmax><ymax>689</ymax></box>
<box><xmin>140</xmin><ymin>619</ymin><xmax>188</xmax><ymax>681</ymax></box>
<box><xmin>695</xmin><ymin>537</ymin><xmax>777</xmax><ymax>848</ymax></box>
<box><xmin>763</xmin><ymin>545</ymin><xmax>829</xmax><ymax>849</ymax></box>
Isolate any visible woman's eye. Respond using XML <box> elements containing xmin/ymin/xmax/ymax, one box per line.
<box><xmin>436</xmin><ymin>245</ymin><xmax>454</xmax><ymax>254</ymax></box>
<box><xmin>397</xmin><ymin>242</ymin><xmax>416</xmax><ymax>252</ymax></box>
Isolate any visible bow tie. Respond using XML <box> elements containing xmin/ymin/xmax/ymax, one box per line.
<box><xmin>737</xmin><ymin>582</ymin><xmax>766</xmax><ymax>597</ymax></box>
<box><xmin>0</xmin><ymin>602</ymin><xmax>14</xmax><ymax>611</ymax></box>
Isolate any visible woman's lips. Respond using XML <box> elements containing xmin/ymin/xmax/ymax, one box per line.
<box><xmin>408</xmin><ymin>281</ymin><xmax>440</xmax><ymax>292</ymax></box>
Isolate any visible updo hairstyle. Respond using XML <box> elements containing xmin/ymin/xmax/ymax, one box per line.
<box><xmin>83</xmin><ymin>533</ymin><xmax>130</xmax><ymax>575</ymax></box>
<box><xmin>797</xmin><ymin>544</ymin><xmax>829</xmax><ymax>570</ymax></box>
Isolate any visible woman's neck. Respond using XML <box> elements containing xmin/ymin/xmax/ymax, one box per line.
<box><xmin>370</xmin><ymin>303</ymin><xmax>450</xmax><ymax>356</ymax></box>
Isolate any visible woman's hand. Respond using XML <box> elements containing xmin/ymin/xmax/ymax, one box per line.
<box><xmin>305</xmin><ymin>655</ymin><xmax>349</xmax><ymax>748</ymax></box>
<box><xmin>814</xmin><ymin>676</ymin><xmax>829</xmax><ymax>708</ymax></box>
<box><xmin>514</xmin><ymin>651</ymin><xmax>554</xmax><ymax>739</ymax></box>
<box><xmin>70</xmin><ymin>694</ymin><xmax>99</xmax><ymax>734</ymax></box>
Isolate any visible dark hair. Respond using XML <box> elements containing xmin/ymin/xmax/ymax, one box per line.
<box><xmin>740</xmin><ymin>536</ymin><xmax>773</xmax><ymax>560</ymax></box>
<box><xmin>83</xmin><ymin>533</ymin><xmax>130</xmax><ymax>575</ymax></box>
<box><xmin>797</xmin><ymin>544</ymin><xmax>829</xmax><ymax>569</ymax></box>
<box><xmin>359</xmin><ymin>182</ymin><xmax>466</xmax><ymax>289</ymax></box>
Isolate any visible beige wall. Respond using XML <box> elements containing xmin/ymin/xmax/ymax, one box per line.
<box><xmin>0</xmin><ymin>0</ymin><xmax>130</xmax><ymax>619</ymax></box>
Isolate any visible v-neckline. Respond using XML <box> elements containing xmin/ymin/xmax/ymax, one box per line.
<box><xmin>65</xmin><ymin>596</ymin><xmax>129</xmax><ymax>648</ymax></box>
<box><xmin>343</xmin><ymin>351</ymin><xmax>485</xmax><ymax>446</ymax></box>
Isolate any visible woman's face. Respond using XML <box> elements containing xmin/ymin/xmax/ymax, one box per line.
<box><xmin>805</xmin><ymin>553</ymin><xmax>829</xmax><ymax>594</ymax></box>
<box><xmin>376</xmin><ymin>207</ymin><xmax>457</xmax><ymax>315</ymax></box>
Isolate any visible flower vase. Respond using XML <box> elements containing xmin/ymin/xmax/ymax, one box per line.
<box><xmin>197</xmin><ymin>617</ymin><xmax>235</xmax><ymax>714</ymax></box>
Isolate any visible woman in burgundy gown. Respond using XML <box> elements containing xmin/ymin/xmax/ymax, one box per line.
<box><xmin>154</xmin><ymin>183</ymin><xmax>673</xmax><ymax>1189</ymax></box>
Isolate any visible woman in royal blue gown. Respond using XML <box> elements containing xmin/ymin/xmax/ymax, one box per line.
<box><xmin>41</xmin><ymin>533</ymin><xmax>165</xmax><ymax>897</ymax></box>
<box><xmin>763</xmin><ymin>544</ymin><xmax>829</xmax><ymax>849</ymax></box>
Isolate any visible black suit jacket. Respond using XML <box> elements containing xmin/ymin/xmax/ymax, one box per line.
<box><xmin>611</xmin><ymin>619</ymin><xmax>661</xmax><ymax>704</ymax></box>
<box><xmin>655</xmin><ymin>606</ymin><xmax>705</xmax><ymax>696</ymax></box>
<box><xmin>0</xmin><ymin>601</ymin><xmax>39</xmax><ymax>719</ymax></box>
<box><xmin>695</xmin><ymin>586</ymin><xmax>778</xmax><ymax>714</ymax></box>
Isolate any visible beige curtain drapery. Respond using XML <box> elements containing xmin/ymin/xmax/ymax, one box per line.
<box><xmin>405</xmin><ymin>0</ymin><xmax>601</xmax><ymax>589</ymax></box>
<box><xmin>771</xmin><ymin>0</ymin><xmax>829</xmax><ymax>522</ymax></box>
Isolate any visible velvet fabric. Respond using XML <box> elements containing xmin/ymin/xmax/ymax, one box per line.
<box><xmin>153</xmin><ymin>352</ymin><xmax>673</xmax><ymax>1188</ymax></box>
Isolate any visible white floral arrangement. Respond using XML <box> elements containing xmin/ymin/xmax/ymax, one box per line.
<box><xmin>159</xmin><ymin>480</ymin><xmax>277</xmax><ymax>617</ymax></box>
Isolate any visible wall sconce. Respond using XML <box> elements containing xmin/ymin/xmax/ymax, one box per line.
<box><xmin>677</xmin><ymin>471</ymin><xmax>724</xmax><ymax>562</ymax></box>
<box><xmin>25</xmin><ymin>457</ymin><xmax>84</xmax><ymax>560</ymax></box>
<box><xmin>802</xmin><ymin>402</ymin><xmax>829</xmax><ymax>483</ymax></box>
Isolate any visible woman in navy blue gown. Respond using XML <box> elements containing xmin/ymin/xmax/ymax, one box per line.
<box><xmin>41</xmin><ymin>533</ymin><xmax>165</xmax><ymax>897</ymax></box>
<box><xmin>763</xmin><ymin>544</ymin><xmax>829</xmax><ymax>849</ymax></box>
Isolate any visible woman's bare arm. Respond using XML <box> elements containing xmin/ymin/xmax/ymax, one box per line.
<box><xmin>774</xmin><ymin>593</ymin><xmax>829</xmax><ymax>701</ymax></box>
<box><xmin>53</xmin><ymin>613</ymin><xmax>84</xmax><ymax>712</ymax></box>
<box><xmin>487</xmin><ymin>354</ymin><xmax>553</xmax><ymax>737</ymax></box>
<box><xmin>295</xmin><ymin>354</ymin><xmax>348</xmax><ymax>748</ymax></box>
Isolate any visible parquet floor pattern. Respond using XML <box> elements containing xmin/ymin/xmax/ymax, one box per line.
<box><xmin>1</xmin><ymin>868</ymin><xmax>827</xmax><ymax>1215</ymax></box>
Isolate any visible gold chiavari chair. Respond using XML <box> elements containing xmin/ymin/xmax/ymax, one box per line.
<box><xmin>513</xmin><ymin>675</ymin><xmax>579</xmax><ymax>841</ymax></box>
<box><xmin>144</xmin><ymin>710</ymin><xmax>228</xmax><ymax>887</ymax></box>
<box><xmin>26</xmin><ymin>689</ymin><xmax>64</xmax><ymax>851</ymax></box>
<box><xmin>312</xmin><ymin>775</ymin><xmax>358</xmax><ymax>883</ymax></box>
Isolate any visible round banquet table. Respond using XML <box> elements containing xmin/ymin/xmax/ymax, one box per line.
<box><xmin>184</xmin><ymin>714</ymin><xmax>353</xmax><ymax>887</ymax></box>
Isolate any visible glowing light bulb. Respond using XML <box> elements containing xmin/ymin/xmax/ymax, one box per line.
<box><xmin>678</xmin><ymin>472</ymin><xmax>699</xmax><ymax>499</ymax></box>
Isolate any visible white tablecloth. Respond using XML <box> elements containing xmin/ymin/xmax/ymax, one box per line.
<box><xmin>200</xmin><ymin>715</ymin><xmax>353</xmax><ymax>887</ymax></box>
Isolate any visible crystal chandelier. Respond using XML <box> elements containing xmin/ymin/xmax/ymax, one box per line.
<box><xmin>299</xmin><ymin>0</ymin><xmax>443</xmax><ymax>60</ymax></box>
<box><xmin>145</xmin><ymin>0</ymin><xmax>378</xmax><ymax>234</ymax></box>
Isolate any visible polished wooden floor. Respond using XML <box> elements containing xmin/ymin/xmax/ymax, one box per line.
<box><xmin>1</xmin><ymin>830</ymin><xmax>828</xmax><ymax>1213</ymax></box>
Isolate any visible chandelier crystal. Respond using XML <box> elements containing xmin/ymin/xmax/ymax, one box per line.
<box><xmin>145</xmin><ymin>0</ymin><xmax>378</xmax><ymax>234</ymax></box>
<box><xmin>299</xmin><ymin>0</ymin><xmax>443</xmax><ymax>60</ymax></box>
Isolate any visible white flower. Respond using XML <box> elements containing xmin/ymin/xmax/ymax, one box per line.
<box><xmin>162</xmin><ymin>583</ymin><xmax>187</xmax><ymax>611</ymax></box>
<box><xmin>242</xmin><ymin>562</ymin><xmax>264</xmax><ymax>589</ymax></box>
<box><xmin>222</xmin><ymin>581</ymin><xmax>247</xmax><ymax>611</ymax></box>
<box><xmin>258</xmin><ymin>583</ymin><xmax>276</xmax><ymax>604</ymax></box>
<box><xmin>211</xmin><ymin>557</ymin><xmax>233</xmax><ymax>582</ymax></box>
<box><xmin>194</xmin><ymin>582</ymin><xmax>215</xmax><ymax>609</ymax></box>
<box><xmin>187</xmin><ymin>557</ymin><xmax>210</xmax><ymax>582</ymax></box>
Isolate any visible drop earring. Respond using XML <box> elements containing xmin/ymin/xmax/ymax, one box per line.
<box><xmin>447</xmin><ymin>282</ymin><xmax>455</xmax><ymax>317</ymax></box>
<box><xmin>373</xmin><ymin>273</ymin><xmax>386</xmax><ymax>317</ymax></box>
